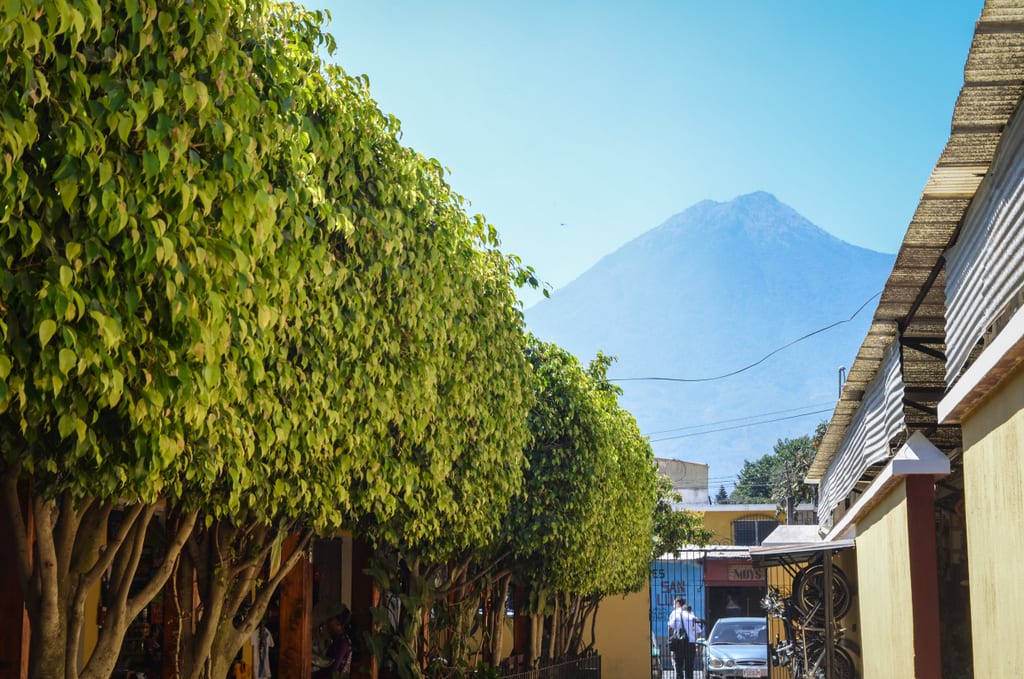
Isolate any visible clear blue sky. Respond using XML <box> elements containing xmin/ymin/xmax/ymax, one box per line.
<box><xmin>310</xmin><ymin>1</ymin><xmax>983</xmax><ymax>307</ymax></box>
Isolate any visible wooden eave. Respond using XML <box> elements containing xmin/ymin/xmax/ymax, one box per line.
<box><xmin>807</xmin><ymin>3</ymin><xmax>1024</xmax><ymax>482</ymax></box>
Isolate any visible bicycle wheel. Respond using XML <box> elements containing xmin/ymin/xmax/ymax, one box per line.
<box><xmin>832</xmin><ymin>645</ymin><xmax>856</xmax><ymax>679</ymax></box>
<box><xmin>793</xmin><ymin>564</ymin><xmax>851</xmax><ymax>621</ymax></box>
<box><xmin>804</xmin><ymin>643</ymin><xmax>856</xmax><ymax>679</ymax></box>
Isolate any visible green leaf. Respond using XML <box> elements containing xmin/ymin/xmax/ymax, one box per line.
<box><xmin>58</xmin><ymin>348</ymin><xmax>76</xmax><ymax>375</ymax></box>
<box><xmin>38</xmin><ymin>319</ymin><xmax>57</xmax><ymax>348</ymax></box>
<box><xmin>142</xmin><ymin>151</ymin><xmax>159</xmax><ymax>177</ymax></box>
<box><xmin>89</xmin><ymin>311</ymin><xmax>122</xmax><ymax>347</ymax></box>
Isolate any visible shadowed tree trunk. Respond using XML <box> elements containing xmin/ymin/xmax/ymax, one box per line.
<box><xmin>1</xmin><ymin>462</ymin><xmax>196</xmax><ymax>679</ymax></box>
<box><xmin>173</xmin><ymin>517</ymin><xmax>313</xmax><ymax>679</ymax></box>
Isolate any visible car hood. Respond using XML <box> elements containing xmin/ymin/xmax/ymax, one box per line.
<box><xmin>707</xmin><ymin>643</ymin><xmax>767</xmax><ymax>663</ymax></box>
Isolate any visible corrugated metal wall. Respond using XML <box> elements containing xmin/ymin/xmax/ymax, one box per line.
<box><xmin>817</xmin><ymin>341</ymin><xmax>905</xmax><ymax>528</ymax></box>
<box><xmin>945</xmin><ymin>100</ymin><xmax>1024</xmax><ymax>384</ymax></box>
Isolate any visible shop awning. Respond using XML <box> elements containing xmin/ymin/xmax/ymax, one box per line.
<box><xmin>748</xmin><ymin>536</ymin><xmax>854</xmax><ymax>568</ymax></box>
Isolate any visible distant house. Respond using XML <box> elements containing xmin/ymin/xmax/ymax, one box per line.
<box><xmin>753</xmin><ymin>2</ymin><xmax>1024</xmax><ymax>677</ymax></box>
<box><xmin>656</xmin><ymin>458</ymin><xmax>710</xmax><ymax>504</ymax></box>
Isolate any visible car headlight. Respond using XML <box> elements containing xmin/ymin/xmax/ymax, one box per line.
<box><xmin>725</xmin><ymin>659</ymin><xmax>735</xmax><ymax>668</ymax></box>
<box><xmin>709</xmin><ymin>657</ymin><xmax>724</xmax><ymax>668</ymax></box>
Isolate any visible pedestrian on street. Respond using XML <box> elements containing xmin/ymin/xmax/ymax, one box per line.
<box><xmin>680</xmin><ymin>604</ymin><xmax>702</xmax><ymax>679</ymax></box>
<box><xmin>667</xmin><ymin>597</ymin><xmax>687</xmax><ymax>678</ymax></box>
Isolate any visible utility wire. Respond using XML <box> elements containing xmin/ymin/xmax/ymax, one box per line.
<box><xmin>611</xmin><ymin>291</ymin><xmax>881</xmax><ymax>383</ymax></box>
<box><xmin>649</xmin><ymin>409</ymin><xmax>832</xmax><ymax>442</ymax></box>
<box><xmin>644</xmin><ymin>402</ymin><xmax>834</xmax><ymax>436</ymax></box>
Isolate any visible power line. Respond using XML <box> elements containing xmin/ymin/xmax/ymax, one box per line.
<box><xmin>611</xmin><ymin>291</ymin><xmax>881</xmax><ymax>383</ymax></box>
<box><xmin>648</xmin><ymin>409</ymin><xmax>832</xmax><ymax>442</ymax></box>
<box><xmin>644</xmin><ymin>402</ymin><xmax>834</xmax><ymax>436</ymax></box>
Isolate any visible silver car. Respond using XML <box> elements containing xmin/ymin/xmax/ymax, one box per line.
<box><xmin>698</xmin><ymin>617</ymin><xmax>769</xmax><ymax>678</ymax></box>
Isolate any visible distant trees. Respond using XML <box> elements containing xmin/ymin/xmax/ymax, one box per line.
<box><xmin>730</xmin><ymin>422</ymin><xmax>827</xmax><ymax>507</ymax></box>
<box><xmin>715</xmin><ymin>484</ymin><xmax>729</xmax><ymax>504</ymax></box>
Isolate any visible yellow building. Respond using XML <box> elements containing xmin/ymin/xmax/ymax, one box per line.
<box><xmin>757</xmin><ymin>3</ymin><xmax>1024</xmax><ymax>677</ymax></box>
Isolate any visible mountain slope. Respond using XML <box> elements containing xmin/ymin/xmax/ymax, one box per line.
<box><xmin>524</xmin><ymin>192</ymin><xmax>894</xmax><ymax>494</ymax></box>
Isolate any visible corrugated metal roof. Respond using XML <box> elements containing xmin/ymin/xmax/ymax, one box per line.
<box><xmin>807</xmin><ymin>1</ymin><xmax>1024</xmax><ymax>482</ymax></box>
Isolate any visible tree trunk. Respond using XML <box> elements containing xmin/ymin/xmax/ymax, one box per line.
<box><xmin>174</xmin><ymin>517</ymin><xmax>312</xmax><ymax>679</ymax></box>
<box><xmin>1</xmin><ymin>463</ymin><xmax>196</xmax><ymax>679</ymax></box>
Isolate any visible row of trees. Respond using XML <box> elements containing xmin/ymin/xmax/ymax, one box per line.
<box><xmin>0</xmin><ymin>2</ymin><xmax>708</xmax><ymax>678</ymax></box>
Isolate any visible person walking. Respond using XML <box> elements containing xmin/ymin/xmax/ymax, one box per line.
<box><xmin>667</xmin><ymin>597</ymin><xmax>687</xmax><ymax>678</ymax></box>
<box><xmin>680</xmin><ymin>605</ymin><xmax>703</xmax><ymax>679</ymax></box>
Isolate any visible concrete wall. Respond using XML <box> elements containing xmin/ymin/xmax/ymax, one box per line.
<box><xmin>855</xmin><ymin>482</ymin><xmax>916</xmax><ymax>679</ymax></box>
<box><xmin>594</xmin><ymin>583</ymin><xmax>651</xmax><ymax>679</ymax></box>
<box><xmin>961</xmin><ymin>364</ymin><xmax>1024</xmax><ymax>677</ymax></box>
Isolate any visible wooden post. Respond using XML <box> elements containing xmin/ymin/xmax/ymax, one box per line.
<box><xmin>0</xmin><ymin>480</ymin><xmax>31</xmax><ymax>679</ymax></box>
<box><xmin>349</xmin><ymin>536</ymin><xmax>377</xmax><ymax>679</ymax></box>
<box><xmin>512</xmin><ymin>585</ymin><xmax>530</xmax><ymax>669</ymax></box>
<box><xmin>278</xmin><ymin>532</ymin><xmax>313</xmax><ymax>679</ymax></box>
<box><xmin>906</xmin><ymin>476</ymin><xmax>943</xmax><ymax>679</ymax></box>
<box><xmin>823</xmin><ymin>552</ymin><xmax>833</xmax><ymax>677</ymax></box>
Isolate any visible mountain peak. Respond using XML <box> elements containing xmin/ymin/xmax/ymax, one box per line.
<box><xmin>656</xmin><ymin>191</ymin><xmax>840</xmax><ymax>249</ymax></box>
<box><xmin>525</xmin><ymin>195</ymin><xmax>895</xmax><ymax>487</ymax></box>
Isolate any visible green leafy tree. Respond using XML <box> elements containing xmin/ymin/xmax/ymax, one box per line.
<box><xmin>729</xmin><ymin>456</ymin><xmax>775</xmax><ymax>503</ymax></box>
<box><xmin>501</xmin><ymin>341</ymin><xmax>661</xmax><ymax>662</ymax></box>
<box><xmin>715</xmin><ymin>484</ymin><xmax>729</xmax><ymax>504</ymax></box>
<box><xmin>0</xmin><ymin>0</ymin><xmax>314</xmax><ymax>674</ymax></box>
<box><xmin>0</xmin><ymin>1</ymin><xmax>535</xmax><ymax>677</ymax></box>
<box><xmin>729</xmin><ymin>422</ymin><xmax>826</xmax><ymax>509</ymax></box>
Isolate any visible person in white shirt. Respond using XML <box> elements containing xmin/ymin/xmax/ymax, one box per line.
<box><xmin>680</xmin><ymin>605</ymin><xmax>703</xmax><ymax>679</ymax></box>
<box><xmin>666</xmin><ymin>597</ymin><xmax>687</xmax><ymax>677</ymax></box>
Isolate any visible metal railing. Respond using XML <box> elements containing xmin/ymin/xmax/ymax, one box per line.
<box><xmin>499</xmin><ymin>654</ymin><xmax>601</xmax><ymax>679</ymax></box>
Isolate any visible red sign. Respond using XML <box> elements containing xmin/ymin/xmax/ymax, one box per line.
<box><xmin>704</xmin><ymin>559</ymin><xmax>765</xmax><ymax>586</ymax></box>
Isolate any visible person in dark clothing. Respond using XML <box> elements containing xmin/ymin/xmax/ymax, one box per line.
<box><xmin>667</xmin><ymin>596</ymin><xmax>687</xmax><ymax>677</ymax></box>
<box><xmin>313</xmin><ymin>608</ymin><xmax>352</xmax><ymax>679</ymax></box>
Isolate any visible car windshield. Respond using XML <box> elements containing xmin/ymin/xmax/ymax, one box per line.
<box><xmin>710</xmin><ymin>621</ymin><xmax>767</xmax><ymax>645</ymax></box>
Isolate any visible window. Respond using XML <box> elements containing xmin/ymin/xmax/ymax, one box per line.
<box><xmin>732</xmin><ymin>517</ymin><xmax>778</xmax><ymax>546</ymax></box>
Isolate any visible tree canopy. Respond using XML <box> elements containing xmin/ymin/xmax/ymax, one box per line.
<box><xmin>505</xmin><ymin>341</ymin><xmax>657</xmax><ymax>597</ymax></box>
<box><xmin>729</xmin><ymin>421</ymin><xmax>827</xmax><ymax>507</ymax></box>
<box><xmin>0</xmin><ymin>1</ymin><xmax>534</xmax><ymax>676</ymax></box>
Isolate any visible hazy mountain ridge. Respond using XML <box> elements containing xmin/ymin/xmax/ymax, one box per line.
<box><xmin>525</xmin><ymin>192</ymin><xmax>895</xmax><ymax>490</ymax></box>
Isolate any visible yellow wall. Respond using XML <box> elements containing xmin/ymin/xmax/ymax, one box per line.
<box><xmin>82</xmin><ymin>577</ymin><xmax>100</xmax><ymax>665</ymax></box>
<box><xmin>961</xmin><ymin>363</ymin><xmax>1024</xmax><ymax>677</ymax></box>
<box><xmin>833</xmin><ymin>550</ymin><xmax>861</xmax><ymax>676</ymax></box>
<box><xmin>594</xmin><ymin>582</ymin><xmax>651</xmax><ymax>679</ymax></box>
<box><xmin>855</xmin><ymin>482</ymin><xmax>916</xmax><ymax>679</ymax></box>
<box><xmin>700</xmin><ymin>508</ymin><xmax>780</xmax><ymax>545</ymax></box>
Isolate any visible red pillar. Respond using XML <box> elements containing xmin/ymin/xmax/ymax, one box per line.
<box><xmin>906</xmin><ymin>475</ymin><xmax>943</xmax><ymax>678</ymax></box>
<box><xmin>0</xmin><ymin>481</ymin><xmax>31</xmax><ymax>679</ymax></box>
<box><xmin>279</xmin><ymin>533</ymin><xmax>313</xmax><ymax>679</ymax></box>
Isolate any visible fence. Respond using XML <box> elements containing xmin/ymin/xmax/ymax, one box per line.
<box><xmin>498</xmin><ymin>654</ymin><xmax>601</xmax><ymax>679</ymax></box>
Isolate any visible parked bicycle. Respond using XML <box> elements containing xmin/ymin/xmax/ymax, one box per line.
<box><xmin>761</xmin><ymin>566</ymin><xmax>857</xmax><ymax>679</ymax></box>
